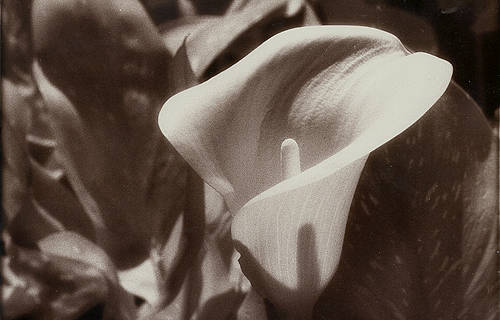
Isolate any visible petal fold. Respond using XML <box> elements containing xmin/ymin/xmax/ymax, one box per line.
<box><xmin>160</xmin><ymin>26</ymin><xmax>452</xmax><ymax>315</ymax></box>
<box><xmin>159</xmin><ymin>25</ymin><xmax>452</xmax><ymax>210</ymax></box>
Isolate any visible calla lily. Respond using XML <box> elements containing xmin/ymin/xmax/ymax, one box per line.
<box><xmin>159</xmin><ymin>25</ymin><xmax>454</xmax><ymax>318</ymax></box>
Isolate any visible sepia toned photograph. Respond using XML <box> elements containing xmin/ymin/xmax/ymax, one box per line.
<box><xmin>2</xmin><ymin>0</ymin><xmax>498</xmax><ymax>319</ymax></box>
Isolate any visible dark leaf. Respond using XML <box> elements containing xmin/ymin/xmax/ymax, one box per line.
<box><xmin>315</xmin><ymin>82</ymin><xmax>498</xmax><ymax>320</ymax></box>
<box><xmin>167</xmin><ymin>39</ymin><xmax>198</xmax><ymax>95</ymax></box>
<box><xmin>3</xmin><ymin>236</ymin><xmax>134</xmax><ymax>320</ymax></box>
<box><xmin>2</xmin><ymin>79</ymin><xmax>32</xmax><ymax>223</ymax></box>
<box><xmin>31</xmin><ymin>0</ymin><xmax>177</xmax><ymax>269</ymax></box>
<box><xmin>314</xmin><ymin>0</ymin><xmax>438</xmax><ymax>53</ymax></box>
<box><xmin>160</xmin><ymin>0</ymin><xmax>301</xmax><ymax>78</ymax></box>
<box><xmin>234</xmin><ymin>288</ymin><xmax>268</xmax><ymax>320</ymax></box>
<box><xmin>38</xmin><ymin>231</ymin><xmax>137</xmax><ymax>319</ymax></box>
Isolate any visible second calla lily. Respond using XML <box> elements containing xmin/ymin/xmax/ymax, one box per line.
<box><xmin>159</xmin><ymin>26</ymin><xmax>452</xmax><ymax>318</ymax></box>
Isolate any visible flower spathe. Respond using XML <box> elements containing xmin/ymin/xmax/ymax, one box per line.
<box><xmin>159</xmin><ymin>26</ymin><xmax>452</xmax><ymax>317</ymax></box>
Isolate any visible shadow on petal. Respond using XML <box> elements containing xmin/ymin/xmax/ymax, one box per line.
<box><xmin>234</xmin><ymin>223</ymin><xmax>321</xmax><ymax>318</ymax></box>
<box><xmin>160</xmin><ymin>25</ymin><xmax>453</xmax><ymax>317</ymax></box>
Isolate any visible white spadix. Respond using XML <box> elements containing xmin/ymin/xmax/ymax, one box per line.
<box><xmin>281</xmin><ymin>138</ymin><xmax>301</xmax><ymax>180</ymax></box>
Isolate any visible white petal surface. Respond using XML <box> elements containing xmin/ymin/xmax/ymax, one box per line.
<box><xmin>159</xmin><ymin>26</ymin><xmax>451</xmax><ymax>211</ymax></box>
<box><xmin>159</xmin><ymin>25</ymin><xmax>452</xmax><ymax>316</ymax></box>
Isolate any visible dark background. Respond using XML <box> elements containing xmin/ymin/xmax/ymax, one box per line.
<box><xmin>3</xmin><ymin>0</ymin><xmax>499</xmax><ymax>119</ymax></box>
<box><xmin>143</xmin><ymin>0</ymin><xmax>500</xmax><ymax>120</ymax></box>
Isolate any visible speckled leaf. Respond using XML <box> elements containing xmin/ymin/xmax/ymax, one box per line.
<box><xmin>159</xmin><ymin>26</ymin><xmax>452</xmax><ymax>317</ymax></box>
<box><xmin>314</xmin><ymin>82</ymin><xmax>498</xmax><ymax>320</ymax></box>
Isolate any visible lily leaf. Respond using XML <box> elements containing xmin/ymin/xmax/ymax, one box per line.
<box><xmin>2</xmin><ymin>79</ymin><xmax>32</xmax><ymax>224</ymax></box>
<box><xmin>147</xmin><ymin>210</ymin><xmax>248</xmax><ymax>320</ymax></box>
<box><xmin>31</xmin><ymin>0</ymin><xmax>175</xmax><ymax>268</ymax></box>
<box><xmin>38</xmin><ymin>231</ymin><xmax>137</xmax><ymax>319</ymax></box>
<box><xmin>160</xmin><ymin>0</ymin><xmax>314</xmax><ymax>78</ymax></box>
<box><xmin>8</xmin><ymin>151</ymin><xmax>95</xmax><ymax>248</ymax></box>
<box><xmin>30</xmin><ymin>0</ymin><xmax>208</xmax><ymax>309</ymax></box>
<box><xmin>3</xmin><ymin>234</ymin><xmax>134</xmax><ymax>320</ymax></box>
<box><xmin>28</xmin><ymin>148</ymin><xmax>95</xmax><ymax>241</ymax></box>
<box><xmin>1</xmin><ymin>79</ymin><xmax>62</xmax><ymax>248</ymax></box>
<box><xmin>167</xmin><ymin>38</ymin><xmax>198</xmax><ymax>95</ymax></box>
<box><xmin>315</xmin><ymin>0</ymin><xmax>439</xmax><ymax>53</ymax></box>
<box><xmin>313</xmin><ymin>82</ymin><xmax>498</xmax><ymax>319</ymax></box>
<box><xmin>159</xmin><ymin>25</ymin><xmax>452</xmax><ymax>317</ymax></box>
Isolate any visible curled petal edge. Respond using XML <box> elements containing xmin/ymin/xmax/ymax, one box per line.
<box><xmin>159</xmin><ymin>26</ymin><xmax>453</xmax><ymax>211</ymax></box>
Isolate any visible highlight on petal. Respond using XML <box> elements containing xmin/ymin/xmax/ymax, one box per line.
<box><xmin>159</xmin><ymin>25</ymin><xmax>452</xmax><ymax>210</ymax></box>
<box><xmin>159</xmin><ymin>25</ymin><xmax>452</xmax><ymax>317</ymax></box>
